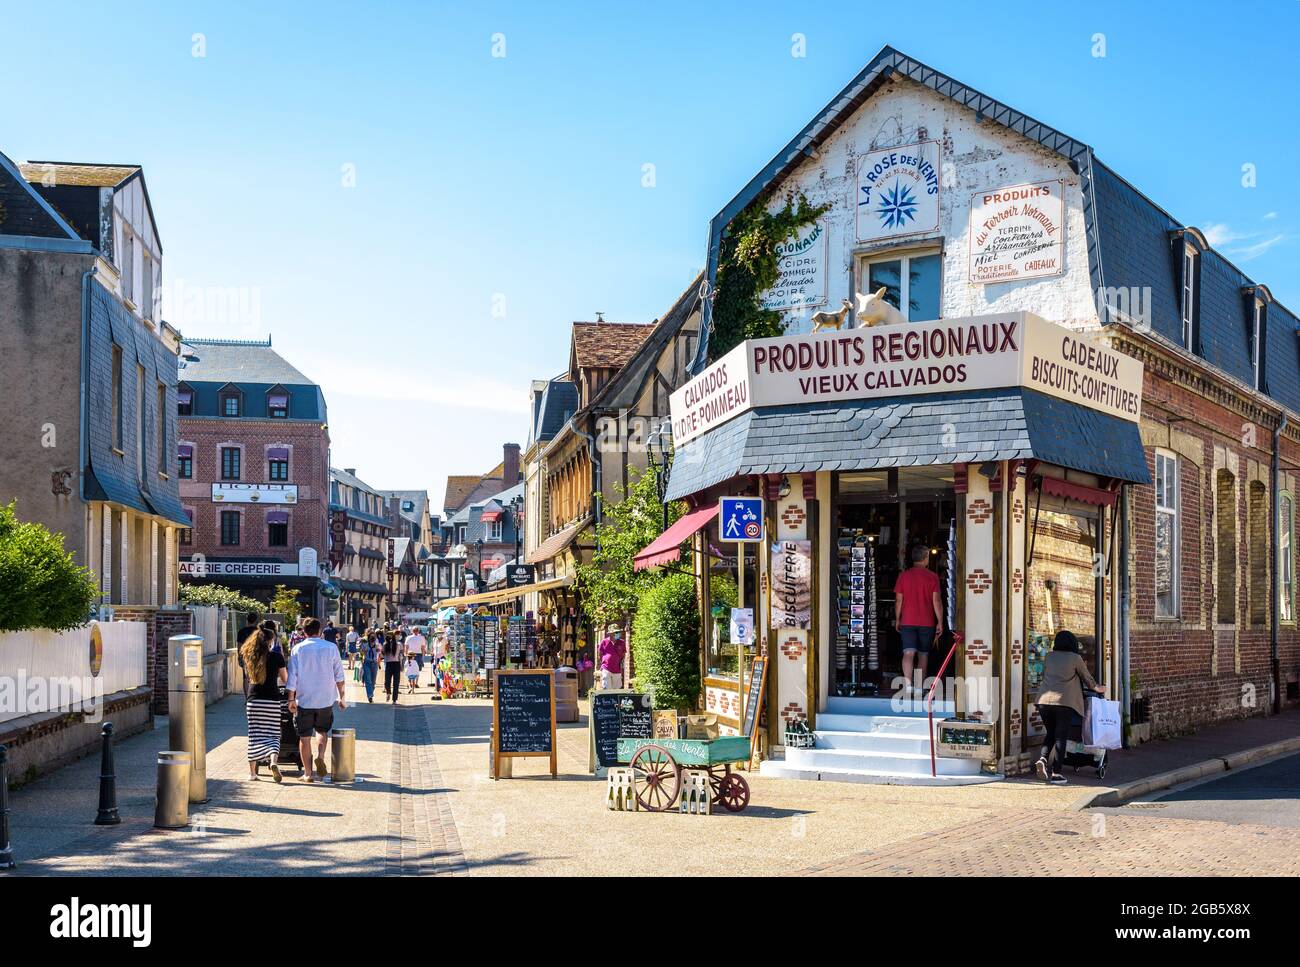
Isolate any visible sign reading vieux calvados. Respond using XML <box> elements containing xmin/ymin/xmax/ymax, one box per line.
<box><xmin>968</xmin><ymin>180</ymin><xmax>1065</xmax><ymax>284</ymax></box>
<box><xmin>669</xmin><ymin>313</ymin><xmax>1143</xmax><ymax>446</ymax></box>
<box><xmin>856</xmin><ymin>141</ymin><xmax>941</xmax><ymax>243</ymax></box>
<box><xmin>760</xmin><ymin>218</ymin><xmax>828</xmax><ymax>312</ymax></box>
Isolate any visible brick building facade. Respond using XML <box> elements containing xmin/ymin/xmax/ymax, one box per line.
<box><xmin>177</xmin><ymin>338</ymin><xmax>332</xmax><ymax>615</ymax></box>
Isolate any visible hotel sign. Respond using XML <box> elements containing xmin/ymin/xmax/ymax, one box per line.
<box><xmin>670</xmin><ymin>313</ymin><xmax>1142</xmax><ymax>446</ymax></box>
<box><xmin>968</xmin><ymin>180</ymin><xmax>1065</xmax><ymax>284</ymax></box>
<box><xmin>211</xmin><ymin>483</ymin><xmax>298</xmax><ymax>504</ymax></box>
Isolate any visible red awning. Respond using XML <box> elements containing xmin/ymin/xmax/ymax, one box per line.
<box><xmin>480</xmin><ymin>509</ymin><xmax>503</xmax><ymax>523</ymax></box>
<box><xmin>1038</xmin><ymin>474</ymin><xmax>1118</xmax><ymax>507</ymax></box>
<box><xmin>633</xmin><ymin>504</ymin><xmax>720</xmax><ymax>571</ymax></box>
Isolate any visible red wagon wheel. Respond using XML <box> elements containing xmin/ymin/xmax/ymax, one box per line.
<box><xmin>706</xmin><ymin>763</ymin><xmax>731</xmax><ymax>805</ymax></box>
<box><xmin>717</xmin><ymin>772</ymin><xmax>750</xmax><ymax>812</ymax></box>
<box><xmin>630</xmin><ymin>745</ymin><xmax>680</xmax><ymax>812</ymax></box>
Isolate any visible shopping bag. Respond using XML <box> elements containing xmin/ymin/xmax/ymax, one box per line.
<box><xmin>1082</xmin><ymin>697</ymin><xmax>1122</xmax><ymax>749</ymax></box>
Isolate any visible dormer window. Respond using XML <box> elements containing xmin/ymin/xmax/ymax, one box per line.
<box><xmin>221</xmin><ymin>391</ymin><xmax>241</xmax><ymax>417</ymax></box>
<box><xmin>1252</xmin><ymin>298</ymin><xmax>1265</xmax><ymax>391</ymax></box>
<box><xmin>267</xmin><ymin>390</ymin><xmax>289</xmax><ymax>419</ymax></box>
<box><xmin>177</xmin><ymin>386</ymin><xmax>193</xmax><ymax>416</ymax></box>
<box><xmin>1181</xmin><ymin>243</ymin><xmax>1197</xmax><ymax>351</ymax></box>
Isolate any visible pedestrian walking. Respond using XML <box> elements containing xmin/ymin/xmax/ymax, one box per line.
<box><xmin>405</xmin><ymin>625</ymin><xmax>428</xmax><ymax>678</ymax></box>
<box><xmin>346</xmin><ymin>626</ymin><xmax>360</xmax><ymax>670</ymax></box>
<box><xmin>1034</xmin><ymin>630</ymin><xmax>1106</xmax><ymax>785</ymax></box>
<box><xmin>286</xmin><ymin>617</ymin><xmax>347</xmax><ymax>783</ymax></box>
<box><xmin>382</xmin><ymin>632</ymin><xmax>403</xmax><ymax>705</ymax></box>
<box><xmin>405</xmin><ymin>655</ymin><xmax>420</xmax><ymax>694</ymax></box>
<box><xmin>241</xmin><ymin>624</ymin><xmax>287</xmax><ymax>782</ymax></box>
<box><xmin>361</xmin><ymin>634</ymin><xmax>380</xmax><ymax>703</ymax></box>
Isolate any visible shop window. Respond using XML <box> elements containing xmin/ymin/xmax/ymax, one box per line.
<box><xmin>1181</xmin><ymin>245</ymin><xmax>1198</xmax><ymax>351</ymax></box>
<box><xmin>1215</xmin><ymin>469</ymin><xmax>1236</xmax><ymax>625</ymax></box>
<box><xmin>221</xmin><ymin>447</ymin><xmax>241</xmax><ymax>481</ymax></box>
<box><xmin>220</xmin><ymin>510</ymin><xmax>241</xmax><ymax>546</ymax></box>
<box><xmin>1154</xmin><ymin>451</ymin><xmax>1179</xmax><ymax>618</ymax></box>
<box><xmin>1249</xmin><ymin>480</ymin><xmax>1268</xmax><ymax>626</ymax></box>
<box><xmin>1027</xmin><ymin>507</ymin><xmax>1100</xmax><ymax>687</ymax></box>
<box><xmin>858</xmin><ymin>250</ymin><xmax>942</xmax><ymax>322</ymax></box>
<box><xmin>1281</xmin><ymin>494</ymin><xmax>1294</xmax><ymax>623</ymax></box>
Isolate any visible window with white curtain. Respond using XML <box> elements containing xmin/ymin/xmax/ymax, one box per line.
<box><xmin>1155</xmin><ymin>450</ymin><xmax>1179</xmax><ymax>617</ymax></box>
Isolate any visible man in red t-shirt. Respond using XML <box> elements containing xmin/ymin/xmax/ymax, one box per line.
<box><xmin>893</xmin><ymin>544</ymin><xmax>943</xmax><ymax>694</ymax></box>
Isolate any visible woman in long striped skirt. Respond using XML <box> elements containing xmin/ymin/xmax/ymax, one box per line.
<box><xmin>241</xmin><ymin>625</ymin><xmax>288</xmax><ymax>781</ymax></box>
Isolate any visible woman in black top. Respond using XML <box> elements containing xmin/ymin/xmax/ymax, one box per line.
<box><xmin>382</xmin><ymin>632</ymin><xmax>403</xmax><ymax>704</ymax></box>
<box><xmin>241</xmin><ymin>626</ymin><xmax>288</xmax><ymax>781</ymax></box>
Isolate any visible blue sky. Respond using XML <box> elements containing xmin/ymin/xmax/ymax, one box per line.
<box><xmin>4</xmin><ymin>1</ymin><xmax>1296</xmax><ymax>504</ymax></box>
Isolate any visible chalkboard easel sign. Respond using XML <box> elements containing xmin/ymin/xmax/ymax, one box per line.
<box><xmin>587</xmin><ymin>689</ymin><xmax>653</xmax><ymax>773</ymax></box>
<box><xmin>742</xmin><ymin>655</ymin><xmax>767</xmax><ymax>742</ymax></box>
<box><xmin>492</xmin><ymin>669</ymin><xmax>557</xmax><ymax>779</ymax></box>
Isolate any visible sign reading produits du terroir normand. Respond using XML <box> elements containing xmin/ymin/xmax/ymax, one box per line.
<box><xmin>760</xmin><ymin>218</ymin><xmax>828</xmax><ymax>312</ymax></box>
<box><xmin>669</xmin><ymin>313</ymin><xmax>1143</xmax><ymax>447</ymax></box>
<box><xmin>968</xmin><ymin>180</ymin><xmax>1065</xmax><ymax>284</ymax></box>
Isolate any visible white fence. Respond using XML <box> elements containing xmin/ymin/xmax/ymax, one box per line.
<box><xmin>0</xmin><ymin>620</ymin><xmax>148</xmax><ymax>724</ymax></box>
<box><xmin>189</xmin><ymin>606</ymin><xmax>227</xmax><ymax>656</ymax></box>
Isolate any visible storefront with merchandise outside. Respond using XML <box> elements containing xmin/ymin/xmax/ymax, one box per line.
<box><xmin>662</xmin><ymin>314</ymin><xmax>1147</xmax><ymax>777</ymax></box>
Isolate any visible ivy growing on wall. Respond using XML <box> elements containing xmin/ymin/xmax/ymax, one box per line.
<box><xmin>708</xmin><ymin>191</ymin><xmax>831</xmax><ymax>361</ymax></box>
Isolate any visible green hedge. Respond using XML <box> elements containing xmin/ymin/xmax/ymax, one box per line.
<box><xmin>179</xmin><ymin>583</ymin><xmax>263</xmax><ymax>613</ymax></box>
<box><xmin>0</xmin><ymin>502</ymin><xmax>99</xmax><ymax>632</ymax></box>
<box><xmin>631</xmin><ymin>571</ymin><xmax>701</xmax><ymax>712</ymax></box>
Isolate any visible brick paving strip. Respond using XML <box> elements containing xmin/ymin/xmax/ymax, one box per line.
<box><xmin>385</xmin><ymin>704</ymin><xmax>467</xmax><ymax>876</ymax></box>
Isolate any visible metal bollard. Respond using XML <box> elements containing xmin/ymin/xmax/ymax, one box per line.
<box><xmin>154</xmin><ymin>751</ymin><xmax>191</xmax><ymax>829</ymax></box>
<box><xmin>94</xmin><ymin>722</ymin><xmax>121</xmax><ymax>826</ymax></box>
<box><xmin>0</xmin><ymin>743</ymin><xmax>14</xmax><ymax>869</ymax></box>
<box><xmin>168</xmin><ymin>634</ymin><xmax>208</xmax><ymax>803</ymax></box>
<box><xmin>330</xmin><ymin>729</ymin><xmax>356</xmax><ymax>783</ymax></box>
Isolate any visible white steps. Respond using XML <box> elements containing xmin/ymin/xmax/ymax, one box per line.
<box><xmin>758</xmin><ymin>692</ymin><xmax>1002</xmax><ymax>787</ymax></box>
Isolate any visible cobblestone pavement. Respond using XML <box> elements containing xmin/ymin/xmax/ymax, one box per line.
<box><xmin>5</xmin><ymin>682</ymin><xmax>1297</xmax><ymax>876</ymax></box>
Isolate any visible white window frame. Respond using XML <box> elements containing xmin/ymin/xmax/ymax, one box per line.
<box><xmin>856</xmin><ymin>246</ymin><xmax>944</xmax><ymax>323</ymax></box>
<box><xmin>121</xmin><ymin>228</ymin><xmax>135</xmax><ymax>306</ymax></box>
<box><xmin>1253</xmin><ymin>299</ymin><xmax>1265</xmax><ymax>390</ymax></box>
<box><xmin>488</xmin><ymin>519</ymin><xmax>503</xmax><ymax>542</ymax></box>
<box><xmin>1281</xmin><ymin>491</ymin><xmax>1294</xmax><ymax>623</ymax></box>
<box><xmin>1155</xmin><ymin>449</ymin><xmax>1180</xmax><ymax>618</ymax></box>
<box><xmin>1181</xmin><ymin>244</ymin><xmax>1197</xmax><ymax>350</ymax></box>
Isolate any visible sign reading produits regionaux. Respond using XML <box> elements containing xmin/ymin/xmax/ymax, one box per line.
<box><xmin>669</xmin><ymin>313</ymin><xmax>1143</xmax><ymax>446</ymax></box>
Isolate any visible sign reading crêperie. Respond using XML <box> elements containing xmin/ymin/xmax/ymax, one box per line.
<box><xmin>968</xmin><ymin>180</ymin><xmax>1065</xmax><ymax>284</ymax></box>
<box><xmin>669</xmin><ymin>313</ymin><xmax>1142</xmax><ymax>446</ymax></box>
<box><xmin>760</xmin><ymin>218</ymin><xmax>828</xmax><ymax>313</ymax></box>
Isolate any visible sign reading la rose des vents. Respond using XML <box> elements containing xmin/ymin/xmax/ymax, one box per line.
<box><xmin>760</xmin><ymin>218</ymin><xmax>828</xmax><ymax>312</ymax></box>
<box><xmin>856</xmin><ymin>141</ymin><xmax>941</xmax><ymax>244</ymax></box>
<box><xmin>968</xmin><ymin>180</ymin><xmax>1065</xmax><ymax>284</ymax></box>
<box><xmin>669</xmin><ymin>313</ymin><xmax>1143</xmax><ymax>447</ymax></box>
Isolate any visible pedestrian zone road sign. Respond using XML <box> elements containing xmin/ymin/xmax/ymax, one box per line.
<box><xmin>720</xmin><ymin>497</ymin><xmax>763</xmax><ymax>542</ymax></box>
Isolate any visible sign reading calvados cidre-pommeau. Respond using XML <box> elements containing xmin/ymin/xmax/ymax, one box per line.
<box><xmin>669</xmin><ymin>313</ymin><xmax>1142</xmax><ymax>446</ymax></box>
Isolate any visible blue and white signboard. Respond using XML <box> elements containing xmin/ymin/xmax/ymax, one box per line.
<box><xmin>730</xmin><ymin>607</ymin><xmax>754</xmax><ymax>646</ymax></box>
<box><xmin>856</xmin><ymin>140</ymin><xmax>941</xmax><ymax>244</ymax></box>
<box><xmin>719</xmin><ymin>497</ymin><xmax>764</xmax><ymax>543</ymax></box>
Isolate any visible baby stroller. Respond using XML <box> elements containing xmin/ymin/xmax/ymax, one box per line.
<box><xmin>1062</xmin><ymin>695</ymin><xmax>1108</xmax><ymax>779</ymax></box>
<box><xmin>253</xmin><ymin>685</ymin><xmax>304</xmax><ymax>777</ymax></box>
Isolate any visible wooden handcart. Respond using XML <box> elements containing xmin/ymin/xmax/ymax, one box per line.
<box><xmin>616</xmin><ymin>736</ymin><xmax>752</xmax><ymax>813</ymax></box>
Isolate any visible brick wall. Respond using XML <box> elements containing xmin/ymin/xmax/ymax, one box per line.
<box><xmin>115</xmin><ymin>606</ymin><xmax>194</xmax><ymax>715</ymax></box>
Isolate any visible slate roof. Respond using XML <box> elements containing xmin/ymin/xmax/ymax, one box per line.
<box><xmin>180</xmin><ymin>338</ymin><xmax>313</xmax><ymax>385</ymax></box>
<box><xmin>531</xmin><ymin>377</ymin><xmax>578</xmax><ymax>446</ymax></box>
<box><xmin>571</xmin><ymin>322</ymin><xmax>654</xmax><ymax>371</ymax></box>
<box><xmin>664</xmin><ymin>389</ymin><xmax>1148</xmax><ymax>501</ymax></box>
<box><xmin>0</xmin><ymin>150</ymin><xmax>87</xmax><ymax>243</ymax></box>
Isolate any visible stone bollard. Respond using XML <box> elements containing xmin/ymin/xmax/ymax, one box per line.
<box><xmin>154</xmin><ymin>751</ymin><xmax>191</xmax><ymax>830</ymax></box>
<box><xmin>94</xmin><ymin>722</ymin><xmax>121</xmax><ymax>826</ymax></box>
<box><xmin>330</xmin><ymin>729</ymin><xmax>356</xmax><ymax>783</ymax></box>
<box><xmin>0</xmin><ymin>744</ymin><xmax>14</xmax><ymax>869</ymax></box>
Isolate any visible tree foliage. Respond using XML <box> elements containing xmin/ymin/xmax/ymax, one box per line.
<box><xmin>270</xmin><ymin>584</ymin><xmax>302</xmax><ymax>626</ymax></box>
<box><xmin>709</xmin><ymin>191</ymin><xmax>831</xmax><ymax>361</ymax></box>
<box><xmin>631</xmin><ymin>571</ymin><xmax>701</xmax><ymax>711</ymax></box>
<box><xmin>576</xmin><ymin>467</ymin><xmax>683</xmax><ymax>629</ymax></box>
<box><xmin>179</xmin><ymin>582</ymin><xmax>263</xmax><ymax>613</ymax></box>
<box><xmin>0</xmin><ymin>502</ymin><xmax>99</xmax><ymax>632</ymax></box>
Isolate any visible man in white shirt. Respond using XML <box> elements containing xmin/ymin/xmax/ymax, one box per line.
<box><xmin>404</xmin><ymin>627</ymin><xmax>428</xmax><ymax>675</ymax></box>
<box><xmin>287</xmin><ymin>617</ymin><xmax>347</xmax><ymax>783</ymax></box>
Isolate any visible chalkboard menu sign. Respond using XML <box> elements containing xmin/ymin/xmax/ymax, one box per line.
<box><xmin>492</xmin><ymin>669</ymin><xmax>557</xmax><ymax>779</ymax></box>
<box><xmin>741</xmin><ymin>656</ymin><xmax>767</xmax><ymax>741</ymax></box>
<box><xmin>589</xmin><ymin>690</ymin><xmax>652</xmax><ymax>772</ymax></box>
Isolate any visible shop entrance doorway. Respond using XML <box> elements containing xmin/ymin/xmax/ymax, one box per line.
<box><xmin>832</xmin><ymin>469</ymin><xmax>957</xmax><ymax>698</ymax></box>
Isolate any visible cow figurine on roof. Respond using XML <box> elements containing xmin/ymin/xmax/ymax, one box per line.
<box><xmin>856</xmin><ymin>287</ymin><xmax>906</xmax><ymax>327</ymax></box>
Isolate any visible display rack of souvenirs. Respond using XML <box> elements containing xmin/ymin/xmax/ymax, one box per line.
<box><xmin>833</xmin><ymin>529</ymin><xmax>880</xmax><ymax>693</ymax></box>
<box><xmin>1026</xmin><ymin>632</ymin><xmax>1052</xmax><ymax>690</ymax></box>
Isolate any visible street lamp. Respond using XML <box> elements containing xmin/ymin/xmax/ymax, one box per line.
<box><xmin>646</xmin><ymin>417</ymin><xmax>673</xmax><ymax>529</ymax></box>
<box><xmin>510</xmin><ymin>494</ymin><xmax>525</xmax><ymax>616</ymax></box>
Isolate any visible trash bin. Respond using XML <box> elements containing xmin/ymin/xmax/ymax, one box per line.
<box><xmin>330</xmin><ymin>729</ymin><xmax>356</xmax><ymax>783</ymax></box>
<box><xmin>554</xmin><ymin>666</ymin><xmax>579</xmax><ymax>723</ymax></box>
<box><xmin>168</xmin><ymin>634</ymin><xmax>208</xmax><ymax>803</ymax></box>
<box><xmin>154</xmin><ymin>751</ymin><xmax>191</xmax><ymax>829</ymax></box>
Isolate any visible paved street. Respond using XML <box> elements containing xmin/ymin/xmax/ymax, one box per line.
<box><xmin>4</xmin><ymin>677</ymin><xmax>1297</xmax><ymax>877</ymax></box>
<box><xmin>1098</xmin><ymin>752</ymin><xmax>1300</xmax><ymax>829</ymax></box>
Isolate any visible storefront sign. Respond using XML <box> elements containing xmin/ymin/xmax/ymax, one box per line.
<box><xmin>771</xmin><ymin>540</ymin><xmax>812</xmax><ymax>629</ymax></box>
<box><xmin>968</xmin><ymin>180</ymin><xmax>1065</xmax><ymax>284</ymax></box>
<box><xmin>670</xmin><ymin>312</ymin><xmax>1143</xmax><ymax>445</ymax></box>
<box><xmin>181</xmin><ymin>558</ymin><xmax>299</xmax><ymax>577</ymax></box>
<box><xmin>211</xmin><ymin>483</ymin><xmax>297</xmax><ymax>504</ymax></box>
<box><xmin>856</xmin><ymin>140</ymin><xmax>941</xmax><ymax>244</ymax></box>
<box><xmin>329</xmin><ymin>510</ymin><xmax>347</xmax><ymax>570</ymax></box>
<box><xmin>760</xmin><ymin>218</ymin><xmax>828</xmax><ymax>312</ymax></box>
<box><xmin>507</xmin><ymin>564</ymin><xmax>535</xmax><ymax>588</ymax></box>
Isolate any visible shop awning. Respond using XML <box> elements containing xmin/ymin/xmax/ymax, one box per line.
<box><xmin>633</xmin><ymin>504</ymin><xmax>720</xmax><ymax>571</ymax></box>
<box><xmin>665</xmin><ymin>388</ymin><xmax>1150</xmax><ymax>501</ymax></box>
<box><xmin>436</xmin><ymin>575</ymin><xmax>574</xmax><ymax>609</ymax></box>
<box><xmin>525</xmin><ymin>519</ymin><xmax>586</xmax><ymax>565</ymax></box>
<box><xmin>1038</xmin><ymin>474</ymin><xmax>1119</xmax><ymax>507</ymax></box>
<box><xmin>480</xmin><ymin>508</ymin><xmax>503</xmax><ymax>523</ymax></box>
